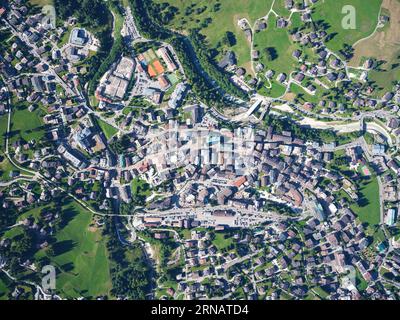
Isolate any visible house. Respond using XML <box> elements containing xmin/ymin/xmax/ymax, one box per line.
<box><xmin>70</xmin><ymin>28</ymin><xmax>87</xmax><ymax>46</ymax></box>
<box><xmin>218</xmin><ymin>51</ymin><xmax>236</xmax><ymax>69</ymax></box>
<box><xmin>276</xmin><ymin>73</ymin><xmax>287</xmax><ymax>83</ymax></box>
<box><xmin>251</xmin><ymin>50</ymin><xmax>259</xmax><ymax>60</ymax></box>
<box><xmin>372</xmin><ymin>144</ymin><xmax>385</xmax><ymax>156</ymax></box>
<box><xmin>385</xmin><ymin>209</ymin><xmax>397</xmax><ymax>226</ymax></box>
<box><xmin>292</xmin><ymin>50</ymin><xmax>301</xmax><ymax>60</ymax></box>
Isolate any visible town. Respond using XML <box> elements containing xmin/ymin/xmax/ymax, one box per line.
<box><xmin>0</xmin><ymin>0</ymin><xmax>399</xmax><ymax>301</ymax></box>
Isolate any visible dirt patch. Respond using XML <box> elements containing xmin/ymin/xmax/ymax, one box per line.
<box><xmin>350</xmin><ymin>0</ymin><xmax>400</xmax><ymax>67</ymax></box>
<box><xmin>88</xmin><ymin>226</ymin><xmax>98</xmax><ymax>233</ymax></box>
<box><xmin>241</xmin><ymin>60</ymin><xmax>254</xmax><ymax>76</ymax></box>
<box><xmin>281</xmin><ymin>92</ymin><xmax>296</xmax><ymax>101</ymax></box>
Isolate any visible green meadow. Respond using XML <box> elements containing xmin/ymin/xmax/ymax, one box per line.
<box><xmin>253</xmin><ymin>14</ymin><xmax>297</xmax><ymax>76</ymax></box>
<box><xmin>94</xmin><ymin>116</ymin><xmax>119</xmax><ymax>140</ymax></box>
<box><xmin>350</xmin><ymin>176</ymin><xmax>381</xmax><ymax>227</ymax></box>
<box><xmin>5</xmin><ymin>198</ymin><xmax>113</xmax><ymax>299</ymax></box>
<box><xmin>42</xmin><ymin>199</ymin><xmax>112</xmax><ymax>298</ymax></box>
<box><xmin>10</xmin><ymin>103</ymin><xmax>46</xmax><ymax>145</ymax></box>
<box><xmin>311</xmin><ymin>0</ymin><xmax>382</xmax><ymax>54</ymax></box>
<box><xmin>154</xmin><ymin>0</ymin><xmax>274</xmax><ymax>69</ymax></box>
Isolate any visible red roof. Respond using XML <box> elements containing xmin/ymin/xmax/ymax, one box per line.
<box><xmin>232</xmin><ymin>176</ymin><xmax>247</xmax><ymax>188</ymax></box>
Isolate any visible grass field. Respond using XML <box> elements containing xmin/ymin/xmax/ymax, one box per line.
<box><xmin>2</xmin><ymin>198</ymin><xmax>113</xmax><ymax>298</ymax></box>
<box><xmin>154</xmin><ymin>0</ymin><xmax>274</xmax><ymax>70</ymax></box>
<box><xmin>41</xmin><ymin>199</ymin><xmax>111</xmax><ymax>298</ymax></box>
<box><xmin>10</xmin><ymin>103</ymin><xmax>46</xmax><ymax>145</ymax></box>
<box><xmin>253</xmin><ymin>14</ymin><xmax>297</xmax><ymax>76</ymax></box>
<box><xmin>29</xmin><ymin>0</ymin><xmax>54</xmax><ymax>6</ymax></box>
<box><xmin>0</xmin><ymin>114</ymin><xmax>8</xmax><ymax>149</ymax></box>
<box><xmin>0</xmin><ymin>155</ymin><xmax>26</xmax><ymax>181</ymax></box>
<box><xmin>94</xmin><ymin>117</ymin><xmax>118</xmax><ymax>140</ymax></box>
<box><xmin>311</xmin><ymin>0</ymin><xmax>382</xmax><ymax>54</ymax></box>
<box><xmin>350</xmin><ymin>176</ymin><xmax>380</xmax><ymax>227</ymax></box>
<box><xmin>349</xmin><ymin>0</ymin><xmax>400</xmax><ymax>96</ymax></box>
<box><xmin>131</xmin><ymin>178</ymin><xmax>151</xmax><ymax>198</ymax></box>
<box><xmin>0</xmin><ymin>272</ymin><xmax>12</xmax><ymax>300</ymax></box>
<box><xmin>212</xmin><ymin>232</ymin><xmax>234</xmax><ymax>251</ymax></box>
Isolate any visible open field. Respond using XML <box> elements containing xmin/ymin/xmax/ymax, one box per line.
<box><xmin>153</xmin><ymin>0</ymin><xmax>274</xmax><ymax>70</ymax></box>
<box><xmin>212</xmin><ymin>232</ymin><xmax>234</xmax><ymax>251</ymax></box>
<box><xmin>0</xmin><ymin>272</ymin><xmax>13</xmax><ymax>300</ymax></box>
<box><xmin>350</xmin><ymin>0</ymin><xmax>400</xmax><ymax>95</ymax></box>
<box><xmin>0</xmin><ymin>155</ymin><xmax>26</xmax><ymax>181</ymax></box>
<box><xmin>0</xmin><ymin>115</ymin><xmax>8</xmax><ymax>149</ymax></box>
<box><xmin>6</xmin><ymin>198</ymin><xmax>113</xmax><ymax>299</ymax></box>
<box><xmin>350</xmin><ymin>176</ymin><xmax>380</xmax><ymax>227</ymax></box>
<box><xmin>2</xmin><ymin>198</ymin><xmax>113</xmax><ymax>298</ymax></box>
<box><xmin>311</xmin><ymin>0</ymin><xmax>382</xmax><ymax>54</ymax></box>
<box><xmin>131</xmin><ymin>178</ymin><xmax>151</xmax><ymax>198</ymax></box>
<box><xmin>94</xmin><ymin>117</ymin><xmax>118</xmax><ymax>140</ymax></box>
<box><xmin>253</xmin><ymin>14</ymin><xmax>297</xmax><ymax>76</ymax></box>
<box><xmin>38</xmin><ymin>199</ymin><xmax>112</xmax><ymax>298</ymax></box>
<box><xmin>10</xmin><ymin>103</ymin><xmax>46</xmax><ymax>145</ymax></box>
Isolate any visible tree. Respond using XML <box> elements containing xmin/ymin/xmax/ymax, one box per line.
<box><xmin>222</xmin><ymin>31</ymin><xmax>236</xmax><ymax>47</ymax></box>
<box><xmin>264</xmin><ymin>47</ymin><xmax>278</xmax><ymax>61</ymax></box>
<box><xmin>12</xmin><ymin>230</ymin><xmax>36</xmax><ymax>258</ymax></box>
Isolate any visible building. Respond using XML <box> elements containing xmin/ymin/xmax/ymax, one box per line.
<box><xmin>57</xmin><ymin>144</ymin><xmax>86</xmax><ymax>169</ymax></box>
<box><xmin>168</xmin><ymin>83</ymin><xmax>187</xmax><ymax>109</ymax></box>
<box><xmin>104</xmin><ymin>75</ymin><xmax>129</xmax><ymax>100</ymax></box>
<box><xmin>372</xmin><ymin>144</ymin><xmax>385</xmax><ymax>156</ymax></box>
<box><xmin>385</xmin><ymin>209</ymin><xmax>397</xmax><ymax>226</ymax></box>
<box><xmin>156</xmin><ymin>47</ymin><xmax>177</xmax><ymax>72</ymax></box>
<box><xmin>70</xmin><ymin>28</ymin><xmax>87</xmax><ymax>46</ymax></box>
<box><xmin>158</xmin><ymin>75</ymin><xmax>170</xmax><ymax>90</ymax></box>
<box><xmin>113</xmin><ymin>57</ymin><xmax>135</xmax><ymax>80</ymax></box>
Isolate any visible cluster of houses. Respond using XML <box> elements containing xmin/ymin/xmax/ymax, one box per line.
<box><xmin>152</xmin><ymin>212</ymin><xmax>398</xmax><ymax>300</ymax></box>
<box><xmin>227</xmin><ymin>0</ymin><xmax>400</xmax><ymax>117</ymax></box>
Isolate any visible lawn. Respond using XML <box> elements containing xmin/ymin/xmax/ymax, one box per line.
<box><xmin>355</xmin><ymin>268</ymin><xmax>368</xmax><ymax>291</ymax></box>
<box><xmin>10</xmin><ymin>103</ymin><xmax>46</xmax><ymax>145</ymax></box>
<box><xmin>348</xmin><ymin>0</ymin><xmax>400</xmax><ymax>98</ymax></box>
<box><xmin>154</xmin><ymin>0</ymin><xmax>274</xmax><ymax>70</ymax></box>
<box><xmin>253</xmin><ymin>14</ymin><xmax>298</xmax><ymax>76</ymax></box>
<box><xmin>350</xmin><ymin>176</ymin><xmax>380</xmax><ymax>227</ymax></box>
<box><xmin>1</xmin><ymin>198</ymin><xmax>113</xmax><ymax>299</ymax></box>
<box><xmin>29</xmin><ymin>0</ymin><xmax>54</xmax><ymax>6</ymax></box>
<box><xmin>0</xmin><ymin>273</ymin><xmax>12</xmax><ymax>300</ymax></box>
<box><xmin>0</xmin><ymin>155</ymin><xmax>31</xmax><ymax>181</ymax></box>
<box><xmin>369</xmin><ymin>66</ymin><xmax>400</xmax><ymax>97</ymax></box>
<box><xmin>311</xmin><ymin>0</ymin><xmax>382</xmax><ymax>55</ymax></box>
<box><xmin>131</xmin><ymin>178</ymin><xmax>151</xmax><ymax>197</ymax></box>
<box><xmin>0</xmin><ymin>114</ymin><xmax>8</xmax><ymax>149</ymax></box>
<box><xmin>211</xmin><ymin>232</ymin><xmax>234</xmax><ymax>251</ymax></box>
<box><xmin>35</xmin><ymin>199</ymin><xmax>112</xmax><ymax>298</ymax></box>
<box><xmin>94</xmin><ymin>116</ymin><xmax>118</xmax><ymax>140</ymax></box>
<box><xmin>258</xmin><ymin>79</ymin><xmax>287</xmax><ymax>98</ymax></box>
